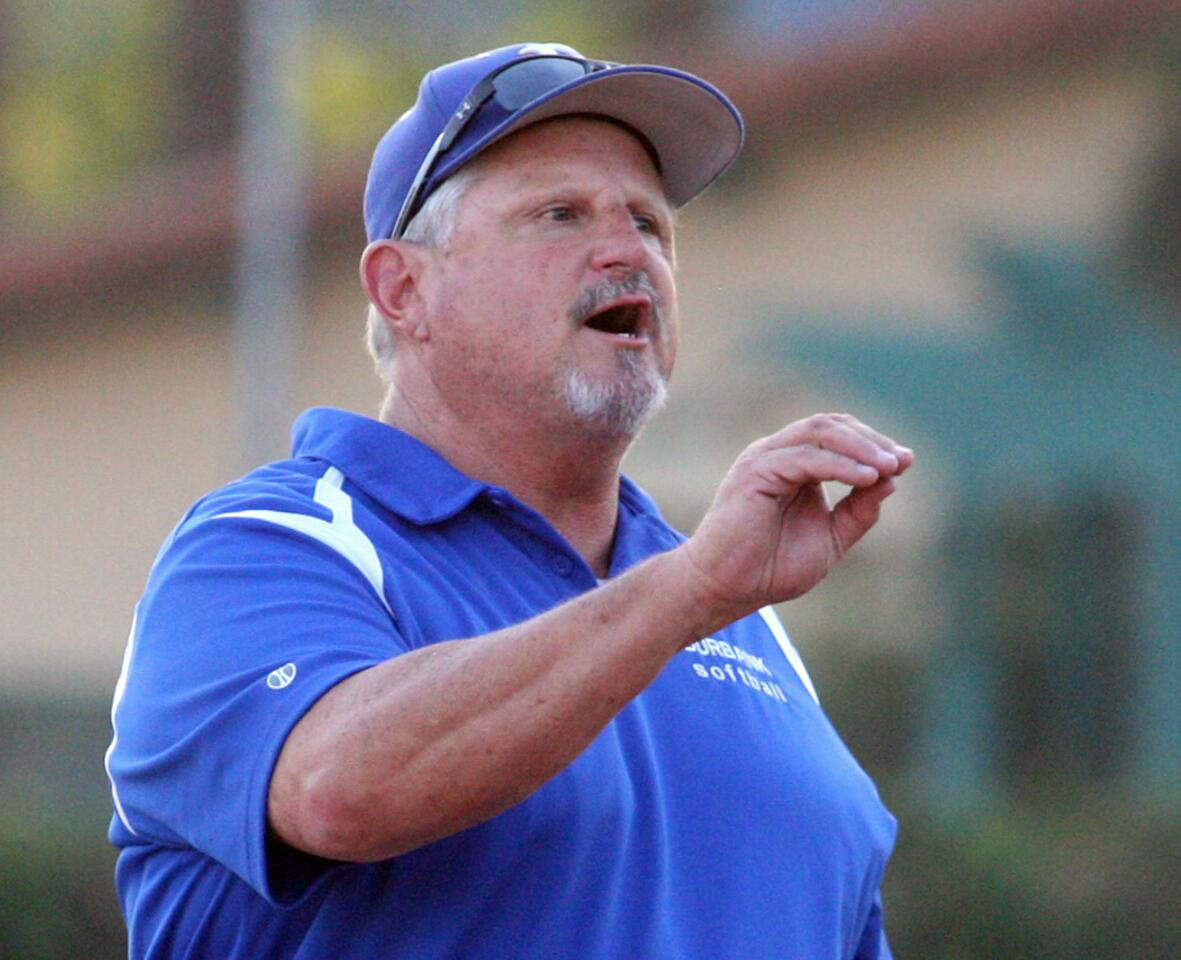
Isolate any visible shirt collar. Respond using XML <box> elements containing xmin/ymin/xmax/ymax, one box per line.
<box><xmin>289</xmin><ymin>408</ymin><xmax>681</xmax><ymax>551</ymax></box>
<box><xmin>291</xmin><ymin>407</ymin><xmax>489</xmax><ymax>524</ymax></box>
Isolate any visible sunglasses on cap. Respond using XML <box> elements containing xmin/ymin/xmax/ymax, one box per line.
<box><xmin>390</xmin><ymin>53</ymin><xmax>616</xmax><ymax>240</ymax></box>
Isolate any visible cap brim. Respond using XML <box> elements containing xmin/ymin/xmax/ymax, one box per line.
<box><xmin>436</xmin><ymin>65</ymin><xmax>744</xmax><ymax>209</ymax></box>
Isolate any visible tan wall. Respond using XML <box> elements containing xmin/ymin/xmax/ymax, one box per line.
<box><xmin>1</xmin><ymin>58</ymin><xmax>1165</xmax><ymax>694</ymax></box>
<box><xmin>0</xmin><ymin>283</ymin><xmax>384</xmax><ymax>695</ymax></box>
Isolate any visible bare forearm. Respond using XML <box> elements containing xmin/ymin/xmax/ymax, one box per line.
<box><xmin>269</xmin><ymin>546</ymin><xmax>731</xmax><ymax>862</ymax></box>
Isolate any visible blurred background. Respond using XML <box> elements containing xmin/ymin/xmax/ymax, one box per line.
<box><xmin>3</xmin><ymin>0</ymin><xmax>1181</xmax><ymax>955</ymax></box>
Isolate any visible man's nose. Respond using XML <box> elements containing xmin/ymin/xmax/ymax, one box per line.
<box><xmin>587</xmin><ymin>208</ymin><xmax>651</xmax><ymax>275</ymax></box>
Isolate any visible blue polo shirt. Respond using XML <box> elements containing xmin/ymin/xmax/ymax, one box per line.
<box><xmin>106</xmin><ymin>407</ymin><xmax>896</xmax><ymax>959</ymax></box>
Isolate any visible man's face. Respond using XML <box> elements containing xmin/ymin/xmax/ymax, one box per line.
<box><xmin>420</xmin><ymin>117</ymin><xmax>679</xmax><ymax>439</ymax></box>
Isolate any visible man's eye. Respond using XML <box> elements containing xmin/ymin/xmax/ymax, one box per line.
<box><xmin>633</xmin><ymin>214</ymin><xmax>660</xmax><ymax>235</ymax></box>
<box><xmin>544</xmin><ymin>206</ymin><xmax>577</xmax><ymax>222</ymax></box>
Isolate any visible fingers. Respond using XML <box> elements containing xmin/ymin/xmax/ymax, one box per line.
<box><xmin>759</xmin><ymin>413</ymin><xmax>914</xmax><ymax>479</ymax></box>
<box><xmin>734</xmin><ymin>412</ymin><xmax>912</xmax><ymax>512</ymax></box>
<box><xmin>687</xmin><ymin>414</ymin><xmax>909</xmax><ymax>614</ymax></box>
<box><xmin>754</xmin><ymin>445</ymin><xmax>883</xmax><ymax>491</ymax></box>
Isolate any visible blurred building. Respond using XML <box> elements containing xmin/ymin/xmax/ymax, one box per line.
<box><xmin>2</xmin><ymin>0</ymin><xmax>1178</xmax><ymax>804</ymax></box>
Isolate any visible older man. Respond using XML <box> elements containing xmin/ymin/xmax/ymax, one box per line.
<box><xmin>107</xmin><ymin>43</ymin><xmax>913</xmax><ymax>959</ymax></box>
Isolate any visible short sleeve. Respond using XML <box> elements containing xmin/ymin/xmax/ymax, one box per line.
<box><xmin>107</xmin><ymin>506</ymin><xmax>406</xmax><ymax>906</ymax></box>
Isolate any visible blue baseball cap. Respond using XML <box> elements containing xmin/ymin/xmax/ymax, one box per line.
<box><xmin>363</xmin><ymin>42</ymin><xmax>745</xmax><ymax>242</ymax></box>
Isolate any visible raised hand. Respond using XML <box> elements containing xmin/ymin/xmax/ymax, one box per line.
<box><xmin>678</xmin><ymin>413</ymin><xmax>914</xmax><ymax>624</ymax></box>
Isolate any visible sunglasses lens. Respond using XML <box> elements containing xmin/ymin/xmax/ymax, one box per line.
<box><xmin>491</xmin><ymin>58</ymin><xmax>592</xmax><ymax>110</ymax></box>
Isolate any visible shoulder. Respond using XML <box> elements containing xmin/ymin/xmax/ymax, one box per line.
<box><xmin>183</xmin><ymin>459</ymin><xmax>332</xmax><ymax>530</ymax></box>
<box><xmin>152</xmin><ymin>457</ymin><xmax>383</xmax><ymax>597</ymax></box>
<box><xmin>142</xmin><ymin>456</ymin><xmax>396</xmax><ymax>624</ymax></box>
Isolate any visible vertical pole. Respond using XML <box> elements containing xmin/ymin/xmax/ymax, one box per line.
<box><xmin>233</xmin><ymin>0</ymin><xmax>312</xmax><ymax>471</ymax></box>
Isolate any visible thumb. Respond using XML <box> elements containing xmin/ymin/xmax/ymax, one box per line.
<box><xmin>830</xmin><ymin>477</ymin><xmax>896</xmax><ymax>557</ymax></box>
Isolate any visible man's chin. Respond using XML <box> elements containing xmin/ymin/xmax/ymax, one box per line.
<box><xmin>560</xmin><ymin>368</ymin><xmax>669</xmax><ymax>437</ymax></box>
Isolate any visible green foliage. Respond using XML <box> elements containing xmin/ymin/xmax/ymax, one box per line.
<box><xmin>0</xmin><ymin>698</ymin><xmax>124</xmax><ymax>959</ymax></box>
<box><xmin>0</xmin><ymin>0</ymin><xmax>175</xmax><ymax>213</ymax></box>
<box><xmin>0</xmin><ymin>812</ymin><xmax>123</xmax><ymax>959</ymax></box>
<box><xmin>297</xmin><ymin>5</ymin><xmax>641</xmax><ymax>158</ymax></box>
<box><xmin>299</xmin><ymin>24</ymin><xmax>426</xmax><ymax>157</ymax></box>
<box><xmin>0</xmin><ymin>0</ymin><xmax>655</xmax><ymax>222</ymax></box>
<box><xmin>884</xmin><ymin>798</ymin><xmax>1181</xmax><ymax>959</ymax></box>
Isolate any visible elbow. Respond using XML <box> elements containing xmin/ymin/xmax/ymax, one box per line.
<box><xmin>269</xmin><ymin>763</ymin><xmax>398</xmax><ymax>863</ymax></box>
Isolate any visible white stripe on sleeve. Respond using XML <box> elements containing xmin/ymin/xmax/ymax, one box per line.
<box><xmin>105</xmin><ymin>610</ymin><xmax>141</xmax><ymax>835</ymax></box>
<box><xmin>212</xmin><ymin>466</ymin><xmax>393</xmax><ymax>616</ymax></box>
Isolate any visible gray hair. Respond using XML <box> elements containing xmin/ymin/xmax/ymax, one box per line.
<box><xmin>365</xmin><ymin>167</ymin><xmax>481</xmax><ymax>379</ymax></box>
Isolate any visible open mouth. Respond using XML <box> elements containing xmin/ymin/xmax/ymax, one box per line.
<box><xmin>583</xmin><ymin>300</ymin><xmax>649</xmax><ymax>340</ymax></box>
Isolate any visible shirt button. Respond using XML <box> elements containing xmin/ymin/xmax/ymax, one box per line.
<box><xmin>552</xmin><ymin>554</ymin><xmax>574</xmax><ymax>577</ymax></box>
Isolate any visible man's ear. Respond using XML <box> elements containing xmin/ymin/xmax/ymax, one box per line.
<box><xmin>359</xmin><ymin>240</ymin><xmax>432</xmax><ymax>342</ymax></box>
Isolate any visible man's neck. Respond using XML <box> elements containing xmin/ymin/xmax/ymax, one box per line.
<box><xmin>379</xmin><ymin>385</ymin><xmax>632</xmax><ymax>578</ymax></box>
